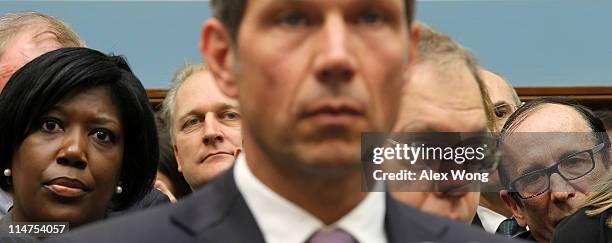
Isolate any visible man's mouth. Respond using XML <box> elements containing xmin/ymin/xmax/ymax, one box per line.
<box><xmin>202</xmin><ymin>152</ymin><xmax>234</xmax><ymax>163</ymax></box>
<box><xmin>301</xmin><ymin>100</ymin><xmax>365</xmax><ymax>126</ymax></box>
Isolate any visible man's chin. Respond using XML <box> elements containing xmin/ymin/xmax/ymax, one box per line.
<box><xmin>294</xmin><ymin>141</ymin><xmax>361</xmax><ymax>169</ymax></box>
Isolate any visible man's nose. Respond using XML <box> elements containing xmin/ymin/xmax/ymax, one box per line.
<box><xmin>56</xmin><ymin>128</ymin><xmax>88</xmax><ymax>169</ymax></box>
<box><xmin>313</xmin><ymin>14</ymin><xmax>356</xmax><ymax>87</ymax></box>
<box><xmin>549</xmin><ymin>173</ymin><xmax>577</xmax><ymax>203</ymax></box>
<box><xmin>202</xmin><ymin>114</ymin><xmax>224</xmax><ymax>146</ymax></box>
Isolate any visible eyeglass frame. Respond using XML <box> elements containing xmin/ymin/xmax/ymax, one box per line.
<box><xmin>509</xmin><ymin>142</ymin><xmax>608</xmax><ymax>200</ymax></box>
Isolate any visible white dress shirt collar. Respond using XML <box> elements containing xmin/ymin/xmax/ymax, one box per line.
<box><xmin>476</xmin><ymin>205</ymin><xmax>508</xmax><ymax>233</ymax></box>
<box><xmin>234</xmin><ymin>153</ymin><xmax>387</xmax><ymax>243</ymax></box>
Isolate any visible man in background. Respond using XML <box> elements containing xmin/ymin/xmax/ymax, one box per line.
<box><xmin>390</xmin><ymin>24</ymin><xmax>495</xmax><ymax>224</ymax></box>
<box><xmin>498</xmin><ymin>98</ymin><xmax>610</xmax><ymax>242</ymax></box>
<box><xmin>160</xmin><ymin>63</ymin><xmax>242</xmax><ymax>191</ymax></box>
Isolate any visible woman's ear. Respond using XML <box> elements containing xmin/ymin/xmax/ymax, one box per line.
<box><xmin>199</xmin><ymin>18</ymin><xmax>239</xmax><ymax>99</ymax></box>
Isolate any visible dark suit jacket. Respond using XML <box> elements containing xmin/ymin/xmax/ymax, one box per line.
<box><xmin>48</xmin><ymin>169</ymin><xmax>519</xmax><ymax>243</ymax></box>
<box><xmin>107</xmin><ymin>188</ymin><xmax>171</xmax><ymax>218</ymax></box>
<box><xmin>551</xmin><ymin>207</ymin><xmax>611</xmax><ymax>243</ymax></box>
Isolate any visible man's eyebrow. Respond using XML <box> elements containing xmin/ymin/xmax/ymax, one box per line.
<box><xmin>494</xmin><ymin>101</ymin><xmax>510</xmax><ymax>107</ymax></box>
<box><xmin>32</xmin><ymin>30</ymin><xmax>59</xmax><ymax>40</ymax></box>
<box><xmin>558</xmin><ymin>149</ymin><xmax>582</xmax><ymax>161</ymax></box>
<box><xmin>517</xmin><ymin>163</ymin><xmax>547</xmax><ymax>177</ymax></box>
<box><xmin>177</xmin><ymin>110</ymin><xmax>201</xmax><ymax>124</ymax></box>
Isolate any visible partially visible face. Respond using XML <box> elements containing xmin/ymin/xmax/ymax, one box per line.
<box><xmin>154</xmin><ymin>171</ymin><xmax>177</xmax><ymax>203</ymax></box>
<box><xmin>172</xmin><ymin>71</ymin><xmax>241</xmax><ymax>190</ymax></box>
<box><xmin>233</xmin><ymin>0</ymin><xmax>415</xmax><ymax>169</ymax></box>
<box><xmin>480</xmin><ymin>70</ymin><xmax>519</xmax><ymax>132</ymax></box>
<box><xmin>391</xmin><ymin>61</ymin><xmax>486</xmax><ymax>223</ymax></box>
<box><xmin>0</xmin><ymin>24</ymin><xmax>64</xmax><ymax>91</ymax></box>
<box><xmin>500</xmin><ymin>104</ymin><xmax>607</xmax><ymax>242</ymax></box>
<box><xmin>11</xmin><ymin>86</ymin><xmax>124</xmax><ymax>227</ymax></box>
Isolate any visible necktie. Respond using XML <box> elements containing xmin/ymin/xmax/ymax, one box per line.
<box><xmin>495</xmin><ymin>218</ymin><xmax>520</xmax><ymax>237</ymax></box>
<box><xmin>308</xmin><ymin>228</ymin><xmax>356</xmax><ymax>243</ymax></box>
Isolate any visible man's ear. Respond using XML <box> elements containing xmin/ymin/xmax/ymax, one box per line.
<box><xmin>200</xmin><ymin>18</ymin><xmax>239</xmax><ymax>99</ymax></box>
<box><xmin>173</xmin><ymin>144</ymin><xmax>182</xmax><ymax>172</ymax></box>
<box><xmin>404</xmin><ymin>22</ymin><xmax>420</xmax><ymax>79</ymax></box>
<box><xmin>500</xmin><ymin>190</ymin><xmax>527</xmax><ymax>227</ymax></box>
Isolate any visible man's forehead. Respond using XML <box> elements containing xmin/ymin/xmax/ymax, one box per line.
<box><xmin>510</xmin><ymin>104</ymin><xmax>592</xmax><ymax>133</ymax></box>
<box><xmin>408</xmin><ymin>62</ymin><xmax>484</xmax><ymax>110</ymax></box>
<box><xmin>175</xmin><ymin>71</ymin><xmax>238</xmax><ymax>114</ymax></box>
<box><xmin>396</xmin><ymin>62</ymin><xmax>487</xmax><ymax>132</ymax></box>
<box><xmin>481</xmin><ymin>70</ymin><xmax>516</xmax><ymax>107</ymax></box>
<box><xmin>250</xmin><ymin>0</ymin><xmax>405</xmax><ymax>7</ymax></box>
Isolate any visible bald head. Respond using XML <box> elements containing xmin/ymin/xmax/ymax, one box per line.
<box><xmin>481</xmin><ymin>70</ymin><xmax>521</xmax><ymax>132</ymax></box>
<box><xmin>0</xmin><ymin>12</ymin><xmax>84</xmax><ymax>91</ymax></box>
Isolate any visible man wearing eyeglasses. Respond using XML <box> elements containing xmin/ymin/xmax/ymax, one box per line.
<box><xmin>497</xmin><ymin>98</ymin><xmax>611</xmax><ymax>242</ymax></box>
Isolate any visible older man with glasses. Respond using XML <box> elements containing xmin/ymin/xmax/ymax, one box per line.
<box><xmin>497</xmin><ymin>98</ymin><xmax>610</xmax><ymax>242</ymax></box>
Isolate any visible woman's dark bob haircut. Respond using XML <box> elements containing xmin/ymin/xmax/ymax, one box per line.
<box><xmin>0</xmin><ymin>47</ymin><xmax>159</xmax><ymax>210</ymax></box>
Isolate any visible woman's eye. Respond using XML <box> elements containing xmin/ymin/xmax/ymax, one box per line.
<box><xmin>41</xmin><ymin>119</ymin><xmax>62</xmax><ymax>133</ymax></box>
<box><xmin>91</xmin><ymin>129</ymin><xmax>114</xmax><ymax>143</ymax></box>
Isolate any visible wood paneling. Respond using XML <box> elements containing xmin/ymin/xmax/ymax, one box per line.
<box><xmin>516</xmin><ymin>87</ymin><xmax>612</xmax><ymax>110</ymax></box>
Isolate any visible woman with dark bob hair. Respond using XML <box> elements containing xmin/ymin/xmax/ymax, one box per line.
<box><xmin>0</xmin><ymin>47</ymin><xmax>158</xmax><ymax>232</ymax></box>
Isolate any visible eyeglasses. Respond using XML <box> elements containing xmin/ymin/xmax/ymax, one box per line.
<box><xmin>509</xmin><ymin>142</ymin><xmax>608</xmax><ymax>199</ymax></box>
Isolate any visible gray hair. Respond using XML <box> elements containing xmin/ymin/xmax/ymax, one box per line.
<box><xmin>0</xmin><ymin>12</ymin><xmax>85</xmax><ymax>57</ymax></box>
<box><xmin>417</xmin><ymin>23</ymin><xmax>496</xmax><ymax>132</ymax></box>
<box><xmin>160</xmin><ymin>63</ymin><xmax>209</xmax><ymax>143</ymax></box>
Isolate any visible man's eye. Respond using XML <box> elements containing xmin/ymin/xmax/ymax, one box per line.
<box><xmin>41</xmin><ymin>119</ymin><xmax>62</xmax><ymax>133</ymax></box>
<box><xmin>222</xmin><ymin>111</ymin><xmax>241</xmax><ymax>121</ymax></box>
<box><xmin>280</xmin><ymin>12</ymin><xmax>308</xmax><ymax>27</ymax></box>
<box><xmin>91</xmin><ymin>129</ymin><xmax>115</xmax><ymax>143</ymax></box>
<box><xmin>183</xmin><ymin>118</ymin><xmax>200</xmax><ymax>128</ymax></box>
<box><xmin>494</xmin><ymin>106</ymin><xmax>510</xmax><ymax>118</ymax></box>
<box><xmin>358</xmin><ymin>11</ymin><xmax>384</xmax><ymax>25</ymax></box>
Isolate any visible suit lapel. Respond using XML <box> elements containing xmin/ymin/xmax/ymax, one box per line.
<box><xmin>169</xmin><ymin>169</ymin><xmax>265</xmax><ymax>243</ymax></box>
<box><xmin>384</xmin><ymin>193</ymin><xmax>449</xmax><ymax>243</ymax></box>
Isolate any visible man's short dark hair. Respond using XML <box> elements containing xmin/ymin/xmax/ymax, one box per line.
<box><xmin>594</xmin><ymin>110</ymin><xmax>612</xmax><ymax>130</ymax></box>
<box><xmin>497</xmin><ymin>98</ymin><xmax>610</xmax><ymax>202</ymax></box>
<box><xmin>210</xmin><ymin>0</ymin><xmax>416</xmax><ymax>41</ymax></box>
<box><xmin>0</xmin><ymin>47</ymin><xmax>159</xmax><ymax>210</ymax></box>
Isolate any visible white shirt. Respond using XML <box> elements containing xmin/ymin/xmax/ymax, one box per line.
<box><xmin>476</xmin><ymin>206</ymin><xmax>508</xmax><ymax>233</ymax></box>
<box><xmin>234</xmin><ymin>153</ymin><xmax>387</xmax><ymax>243</ymax></box>
<box><xmin>0</xmin><ymin>190</ymin><xmax>12</xmax><ymax>219</ymax></box>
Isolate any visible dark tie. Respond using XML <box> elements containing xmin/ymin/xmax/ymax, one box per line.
<box><xmin>495</xmin><ymin>218</ymin><xmax>520</xmax><ymax>237</ymax></box>
<box><xmin>308</xmin><ymin>228</ymin><xmax>356</xmax><ymax>243</ymax></box>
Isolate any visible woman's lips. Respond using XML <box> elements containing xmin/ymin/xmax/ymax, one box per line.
<box><xmin>44</xmin><ymin>177</ymin><xmax>90</xmax><ymax>198</ymax></box>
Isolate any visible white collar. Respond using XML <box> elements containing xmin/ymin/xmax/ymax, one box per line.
<box><xmin>234</xmin><ymin>153</ymin><xmax>387</xmax><ymax>243</ymax></box>
<box><xmin>477</xmin><ymin>205</ymin><xmax>508</xmax><ymax>233</ymax></box>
